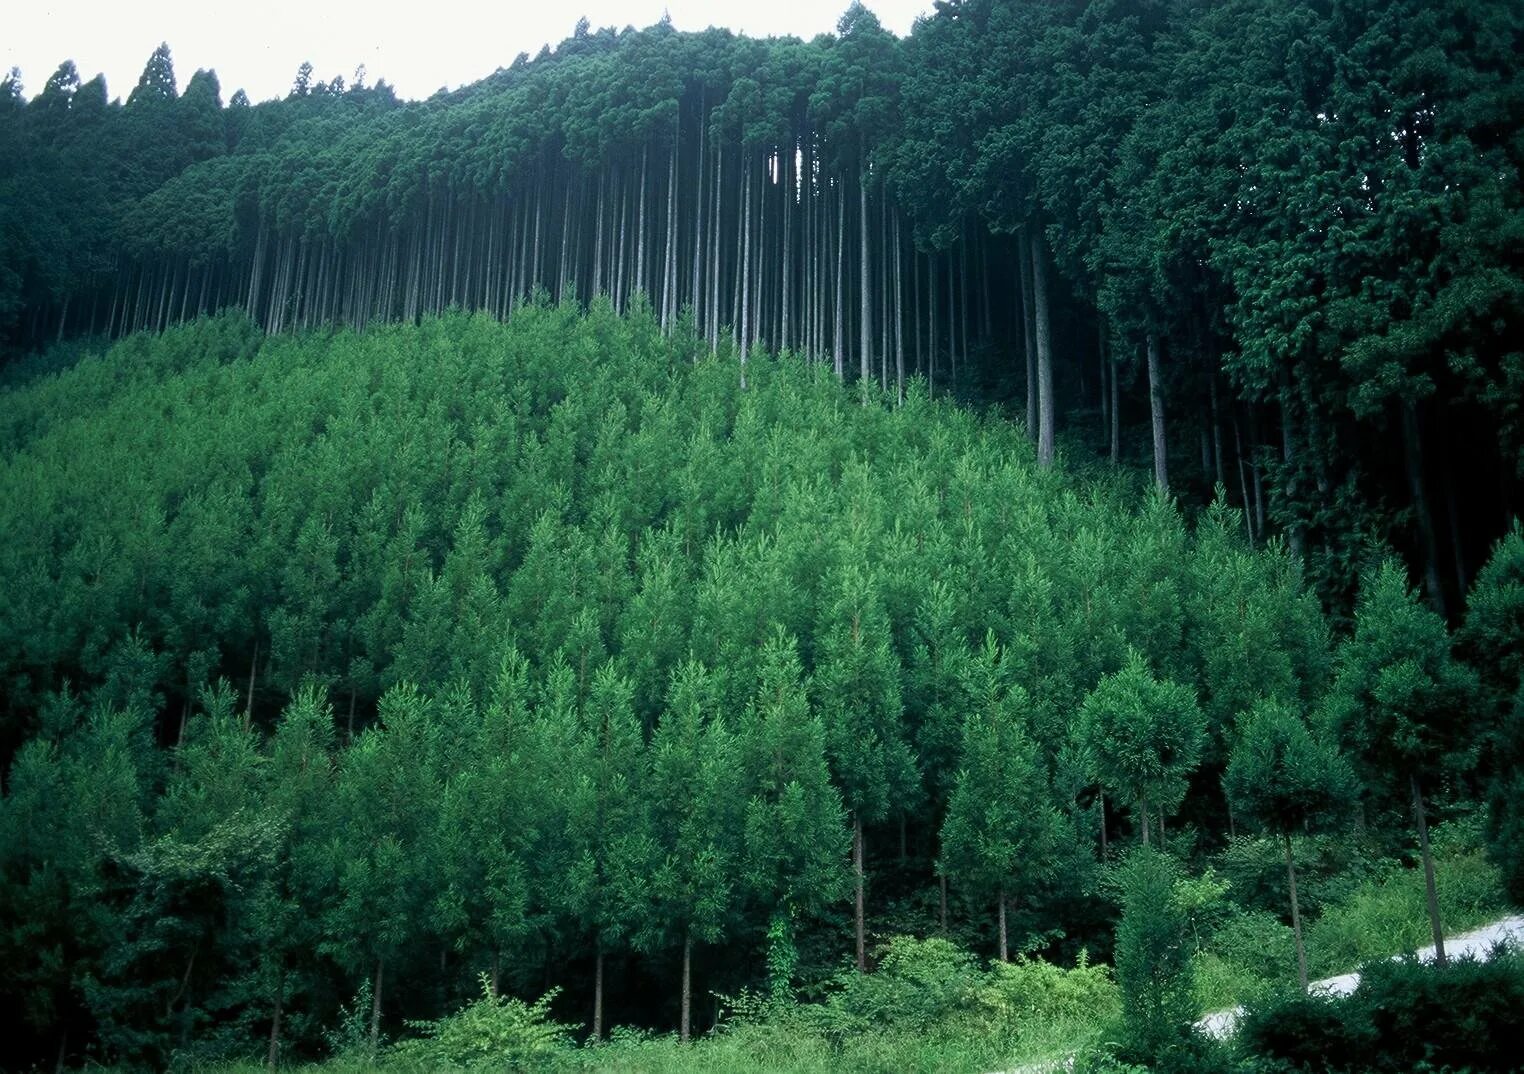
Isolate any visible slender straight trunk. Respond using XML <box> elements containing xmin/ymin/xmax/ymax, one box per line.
<box><xmin>55</xmin><ymin>1029</ymin><xmax>67</xmax><ymax>1074</ymax></box>
<box><xmin>1402</xmin><ymin>403</ymin><xmax>1447</xmax><ymax>615</ymax></box>
<box><xmin>680</xmin><ymin>930</ymin><xmax>693</xmax><ymax>1044</ymax></box>
<box><xmin>913</xmin><ymin>246</ymin><xmax>922</xmax><ymax>378</ymax></box>
<box><xmin>369</xmin><ymin>958</ymin><xmax>383</xmax><ymax>1053</ymax></box>
<box><xmin>1210</xmin><ymin>374</ymin><xmax>1225</xmax><ymax>486</ymax></box>
<box><xmin>691</xmin><ymin>96</ymin><xmax>706</xmax><ymax>328</ymax></box>
<box><xmin>782</xmin><ymin>145</ymin><xmax>793</xmax><ymax>350</ymax></box>
<box><xmin>834</xmin><ymin>182</ymin><xmax>846</xmax><ymax>379</ymax></box>
<box><xmin>636</xmin><ymin>146</ymin><xmax>649</xmax><ymax>299</ymax></box>
<box><xmin>998</xmin><ymin>890</ymin><xmax>1009</xmax><ymax>962</ymax></box>
<box><xmin>1140</xmin><ymin>789</ymin><xmax>1151</xmax><ymax>847</ymax></box>
<box><xmin>853</xmin><ymin>815</ymin><xmax>866</xmax><ymax>972</ymax></box>
<box><xmin>740</xmin><ymin>159</ymin><xmax>752</xmax><ymax>384</ymax></box>
<box><xmin>1280</xmin><ymin>388</ymin><xmax>1304</xmax><ymax>558</ymax></box>
<box><xmin>859</xmin><ymin>164</ymin><xmax>871</xmax><ymax>392</ymax></box>
<box><xmin>1234</xmin><ymin>416</ymin><xmax>1256</xmax><ymax>541</ymax></box>
<box><xmin>594</xmin><ymin>173</ymin><xmax>607</xmax><ymax>297</ymax></box>
<box><xmin>267</xmin><ymin>968</ymin><xmax>285</xmax><ymax>1069</ymax></box>
<box><xmin>1411</xmin><ymin>774</ymin><xmax>1447</xmax><ymax>966</ymax></box>
<box><xmin>946</xmin><ymin>240</ymin><xmax>956</xmax><ymax>392</ymax></box>
<box><xmin>244</xmin><ymin>639</ymin><xmax>259</xmax><ymax>730</ymax></box>
<box><xmin>893</xmin><ymin>209</ymin><xmax>905</xmax><ymax>403</ymax></box>
<box><xmin>1284</xmin><ymin>834</ymin><xmax>1309</xmax><ymax>991</ymax></box>
<box><xmin>662</xmin><ymin>132</ymin><xmax>678</xmax><ymax>330</ymax></box>
<box><xmin>709</xmin><ymin>146</ymin><xmax>722</xmax><ymax>350</ymax></box>
<box><xmin>1031</xmin><ymin>231</ymin><xmax>1055</xmax><ymax>467</ymax></box>
<box><xmin>928</xmin><ymin>253</ymin><xmax>937</xmax><ymax>396</ymax></box>
<box><xmin>593</xmin><ymin>939</ymin><xmax>605</xmax><ymax>1041</ymax></box>
<box><xmin>1146</xmin><ymin>333</ymin><xmax>1168</xmax><ymax>492</ymax></box>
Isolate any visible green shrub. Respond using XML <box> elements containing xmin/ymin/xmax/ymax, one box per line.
<box><xmin>1306</xmin><ymin>846</ymin><xmax>1506</xmax><ymax>977</ymax></box>
<box><xmin>1239</xmin><ymin>948</ymin><xmax>1524</xmax><ymax>1073</ymax></box>
<box><xmin>391</xmin><ymin>975</ymin><xmax>570</xmax><ymax>1071</ymax></box>
<box><xmin>806</xmin><ymin>936</ymin><xmax>980</xmax><ymax>1039</ymax></box>
<box><xmin>977</xmin><ymin>951</ymin><xmax>1120</xmax><ymax>1032</ymax></box>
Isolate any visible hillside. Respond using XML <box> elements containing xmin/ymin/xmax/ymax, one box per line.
<box><xmin>0</xmin><ymin>306</ymin><xmax>1521</xmax><ymax>1071</ymax></box>
<box><xmin>3</xmin><ymin>0</ymin><xmax>1521</xmax><ymax>613</ymax></box>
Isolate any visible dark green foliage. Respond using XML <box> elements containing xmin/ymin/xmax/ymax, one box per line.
<box><xmin>1239</xmin><ymin>949</ymin><xmax>1524</xmax><ymax>1073</ymax></box>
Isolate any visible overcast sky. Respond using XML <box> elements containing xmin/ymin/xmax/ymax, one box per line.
<box><xmin>3</xmin><ymin>0</ymin><xmax>932</xmax><ymax>104</ymax></box>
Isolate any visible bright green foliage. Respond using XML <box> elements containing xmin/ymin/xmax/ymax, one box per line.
<box><xmin>393</xmin><ymin>976</ymin><xmax>568</xmax><ymax>1069</ymax></box>
<box><xmin>740</xmin><ymin>628</ymin><xmax>848</xmax><ymax>919</ymax></box>
<box><xmin>640</xmin><ymin>660</ymin><xmax>742</xmax><ymax>952</ymax></box>
<box><xmin>939</xmin><ymin>636</ymin><xmax>1062</xmax><ymax>952</ymax></box>
<box><xmin>1081</xmin><ymin>651</ymin><xmax>1206</xmax><ymax>845</ymax></box>
<box><xmin>0</xmin><ymin>304</ymin><xmax>1501</xmax><ymax>1063</ymax></box>
<box><xmin>1323</xmin><ymin>560</ymin><xmax>1477</xmax><ymax>791</ymax></box>
<box><xmin>1112</xmin><ymin>848</ymin><xmax>1197</xmax><ymax>1066</ymax></box>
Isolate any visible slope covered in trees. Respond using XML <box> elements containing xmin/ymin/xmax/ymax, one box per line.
<box><xmin>2</xmin><ymin>0</ymin><xmax>1520</xmax><ymax>611</ymax></box>
<box><xmin>1</xmin><ymin>306</ymin><xmax>1521</xmax><ymax>1070</ymax></box>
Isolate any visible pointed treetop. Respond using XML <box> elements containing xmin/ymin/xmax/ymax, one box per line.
<box><xmin>128</xmin><ymin>42</ymin><xmax>176</xmax><ymax>105</ymax></box>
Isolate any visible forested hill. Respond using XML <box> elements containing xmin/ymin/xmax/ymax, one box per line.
<box><xmin>2</xmin><ymin>304</ymin><xmax>1523</xmax><ymax>1071</ymax></box>
<box><xmin>3</xmin><ymin>0</ymin><xmax>1521</xmax><ymax>613</ymax></box>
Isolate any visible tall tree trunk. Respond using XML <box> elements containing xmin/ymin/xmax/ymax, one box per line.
<box><xmin>859</xmin><ymin>163</ymin><xmax>871</xmax><ymax>393</ymax></box>
<box><xmin>681</xmin><ymin>929</ymin><xmax>693</xmax><ymax>1044</ymax></box>
<box><xmin>593</xmin><ymin>939</ymin><xmax>605</xmax><ymax>1041</ymax></box>
<box><xmin>1402</xmin><ymin>403</ymin><xmax>1447</xmax><ymax>616</ymax></box>
<box><xmin>998</xmin><ymin>889</ymin><xmax>1009</xmax><ymax>963</ymax></box>
<box><xmin>854</xmin><ymin>815</ymin><xmax>866</xmax><ymax>972</ymax></box>
<box><xmin>244</xmin><ymin>638</ymin><xmax>259</xmax><ymax>730</ymax></box>
<box><xmin>834</xmin><ymin>182</ymin><xmax>846</xmax><ymax>380</ymax></box>
<box><xmin>1031</xmin><ymin>230</ymin><xmax>1054</xmax><ymax>467</ymax></box>
<box><xmin>1411</xmin><ymin>774</ymin><xmax>1447</xmax><ymax>966</ymax></box>
<box><xmin>1284</xmin><ymin>834</ymin><xmax>1308</xmax><ymax>991</ymax></box>
<box><xmin>369</xmin><ymin>957</ymin><xmax>383</xmax><ymax>1053</ymax></box>
<box><xmin>1147</xmin><ymin>333</ymin><xmax>1168</xmax><ymax>493</ymax></box>
<box><xmin>893</xmin><ymin>209</ymin><xmax>905</xmax><ymax>403</ymax></box>
<box><xmin>1140</xmin><ymin>788</ymin><xmax>1151</xmax><ymax>847</ymax></box>
<box><xmin>740</xmin><ymin>159</ymin><xmax>753</xmax><ymax>386</ymax></box>
<box><xmin>267</xmin><ymin>968</ymin><xmax>285</xmax><ymax>1069</ymax></box>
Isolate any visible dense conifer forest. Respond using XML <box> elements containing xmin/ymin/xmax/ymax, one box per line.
<box><xmin>1</xmin><ymin>2</ymin><xmax>1522</xmax><ymax>1072</ymax></box>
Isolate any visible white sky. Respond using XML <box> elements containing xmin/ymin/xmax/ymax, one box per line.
<box><xmin>3</xmin><ymin>0</ymin><xmax>931</xmax><ymax>104</ymax></box>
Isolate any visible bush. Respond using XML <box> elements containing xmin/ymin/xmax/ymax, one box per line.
<box><xmin>806</xmin><ymin>936</ymin><xmax>980</xmax><ymax>1040</ymax></box>
<box><xmin>977</xmin><ymin>950</ymin><xmax>1120</xmax><ymax>1032</ymax></box>
<box><xmin>1307</xmin><ymin>846</ymin><xmax>1506</xmax><ymax>977</ymax></box>
<box><xmin>392</xmin><ymin>975</ymin><xmax>570</xmax><ymax>1071</ymax></box>
<box><xmin>1239</xmin><ymin>947</ymin><xmax>1524</xmax><ymax>1073</ymax></box>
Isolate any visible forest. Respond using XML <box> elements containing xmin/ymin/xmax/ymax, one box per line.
<box><xmin>0</xmin><ymin>1</ymin><xmax>1522</xmax><ymax>1072</ymax></box>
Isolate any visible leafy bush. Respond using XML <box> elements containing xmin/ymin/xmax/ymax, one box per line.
<box><xmin>806</xmin><ymin>936</ymin><xmax>980</xmax><ymax>1039</ymax></box>
<box><xmin>392</xmin><ymin>975</ymin><xmax>569</xmax><ymax>1071</ymax></box>
<box><xmin>977</xmin><ymin>950</ymin><xmax>1120</xmax><ymax>1032</ymax></box>
<box><xmin>1307</xmin><ymin>845</ymin><xmax>1506</xmax><ymax>977</ymax></box>
<box><xmin>1239</xmin><ymin>947</ymin><xmax>1524</xmax><ymax>1073</ymax></box>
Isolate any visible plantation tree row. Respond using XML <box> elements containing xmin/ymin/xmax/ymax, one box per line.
<box><xmin>3</xmin><ymin>309</ymin><xmax>1523</xmax><ymax>1068</ymax></box>
<box><xmin>4</xmin><ymin>0</ymin><xmax>1520</xmax><ymax>611</ymax></box>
